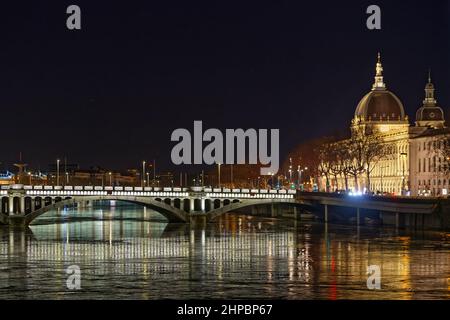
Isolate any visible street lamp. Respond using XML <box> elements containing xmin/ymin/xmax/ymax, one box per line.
<box><xmin>268</xmin><ymin>172</ymin><xmax>274</xmax><ymax>188</ymax></box>
<box><xmin>109</xmin><ymin>172</ymin><xmax>112</xmax><ymax>186</ymax></box>
<box><xmin>28</xmin><ymin>172</ymin><xmax>32</xmax><ymax>185</ymax></box>
<box><xmin>56</xmin><ymin>159</ymin><xmax>60</xmax><ymax>186</ymax></box>
<box><xmin>142</xmin><ymin>160</ymin><xmax>146</xmax><ymax>187</ymax></box>
<box><xmin>217</xmin><ymin>163</ymin><xmax>221</xmax><ymax>188</ymax></box>
<box><xmin>230</xmin><ymin>164</ymin><xmax>233</xmax><ymax>188</ymax></box>
<box><xmin>146</xmin><ymin>172</ymin><xmax>150</xmax><ymax>187</ymax></box>
<box><xmin>297</xmin><ymin>166</ymin><xmax>308</xmax><ymax>190</ymax></box>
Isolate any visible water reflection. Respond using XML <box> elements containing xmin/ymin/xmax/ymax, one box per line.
<box><xmin>0</xmin><ymin>204</ymin><xmax>449</xmax><ymax>299</ymax></box>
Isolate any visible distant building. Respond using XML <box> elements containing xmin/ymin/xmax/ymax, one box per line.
<box><xmin>0</xmin><ymin>171</ymin><xmax>15</xmax><ymax>185</ymax></box>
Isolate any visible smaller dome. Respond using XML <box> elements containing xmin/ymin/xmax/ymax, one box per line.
<box><xmin>415</xmin><ymin>72</ymin><xmax>446</xmax><ymax>128</ymax></box>
<box><xmin>416</xmin><ymin>106</ymin><xmax>444</xmax><ymax>122</ymax></box>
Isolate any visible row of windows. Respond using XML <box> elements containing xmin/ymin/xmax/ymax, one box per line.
<box><xmin>418</xmin><ymin>157</ymin><xmax>449</xmax><ymax>173</ymax></box>
<box><xmin>418</xmin><ymin>179</ymin><xmax>448</xmax><ymax>186</ymax></box>
<box><xmin>418</xmin><ymin>140</ymin><xmax>448</xmax><ymax>152</ymax></box>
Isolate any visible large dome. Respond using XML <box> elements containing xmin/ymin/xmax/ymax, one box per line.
<box><xmin>355</xmin><ymin>90</ymin><xmax>406</xmax><ymax>121</ymax></box>
<box><xmin>354</xmin><ymin>53</ymin><xmax>406</xmax><ymax>122</ymax></box>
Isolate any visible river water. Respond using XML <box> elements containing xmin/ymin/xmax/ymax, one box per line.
<box><xmin>0</xmin><ymin>203</ymin><xmax>449</xmax><ymax>300</ymax></box>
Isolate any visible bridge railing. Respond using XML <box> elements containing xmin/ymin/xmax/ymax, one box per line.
<box><xmin>1</xmin><ymin>184</ymin><xmax>297</xmax><ymax>199</ymax></box>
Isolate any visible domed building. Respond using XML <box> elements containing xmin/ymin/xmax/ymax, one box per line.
<box><xmin>414</xmin><ymin>72</ymin><xmax>446</xmax><ymax>129</ymax></box>
<box><xmin>410</xmin><ymin>72</ymin><xmax>449</xmax><ymax>196</ymax></box>
<box><xmin>349</xmin><ymin>53</ymin><xmax>411</xmax><ymax>195</ymax></box>
<box><xmin>352</xmin><ymin>54</ymin><xmax>410</xmax><ymax>134</ymax></box>
<box><xmin>321</xmin><ymin>53</ymin><xmax>448</xmax><ymax>196</ymax></box>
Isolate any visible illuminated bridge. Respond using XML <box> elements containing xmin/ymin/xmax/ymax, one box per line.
<box><xmin>0</xmin><ymin>185</ymin><xmax>447</xmax><ymax>229</ymax></box>
<box><xmin>0</xmin><ymin>184</ymin><xmax>297</xmax><ymax>226</ymax></box>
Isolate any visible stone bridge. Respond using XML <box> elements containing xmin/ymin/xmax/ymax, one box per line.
<box><xmin>0</xmin><ymin>184</ymin><xmax>297</xmax><ymax>226</ymax></box>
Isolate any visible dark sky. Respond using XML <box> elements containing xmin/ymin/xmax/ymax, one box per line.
<box><xmin>0</xmin><ymin>1</ymin><xmax>448</xmax><ymax>173</ymax></box>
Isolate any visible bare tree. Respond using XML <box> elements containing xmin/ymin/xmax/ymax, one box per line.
<box><xmin>316</xmin><ymin>142</ymin><xmax>333</xmax><ymax>192</ymax></box>
<box><xmin>346</xmin><ymin>133</ymin><xmax>366</xmax><ymax>192</ymax></box>
<box><xmin>335</xmin><ymin>140</ymin><xmax>352</xmax><ymax>191</ymax></box>
<box><xmin>363</xmin><ymin>134</ymin><xmax>389</xmax><ymax>192</ymax></box>
<box><xmin>433</xmin><ymin>132</ymin><xmax>450</xmax><ymax>175</ymax></box>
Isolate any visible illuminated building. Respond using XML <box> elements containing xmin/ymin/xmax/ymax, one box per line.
<box><xmin>320</xmin><ymin>54</ymin><xmax>448</xmax><ymax>196</ymax></box>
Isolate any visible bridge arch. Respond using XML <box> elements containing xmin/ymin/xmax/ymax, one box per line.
<box><xmin>183</xmin><ymin>199</ymin><xmax>190</xmax><ymax>212</ymax></box>
<box><xmin>194</xmin><ymin>198</ymin><xmax>202</xmax><ymax>211</ymax></box>
<box><xmin>207</xmin><ymin>199</ymin><xmax>298</xmax><ymax>221</ymax></box>
<box><xmin>23</xmin><ymin>195</ymin><xmax>188</xmax><ymax>225</ymax></box>
<box><xmin>205</xmin><ymin>199</ymin><xmax>212</xmax><ymax>211</ymax></box>
<box><xmin>1</xmin><ymin>197</ymin><xmax>8</xmax><ymax>214</ymax></box>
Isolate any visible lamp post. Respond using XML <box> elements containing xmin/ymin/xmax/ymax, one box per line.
<box><xmin>289</xmin><ymin>158</ymin><xmax>292</xmax><ymax>184</ymax></box>
<box><xmin>109</xmin><ymin>172</ymin><xmax>112</xmax><ymax>186</ymax></box>
<box><xmin>56</xmin><ymin>159</ymin><xmax>60</xmax><ymax>186</ymax></box>
<box><xmin>142</xmin><ymin>161</ymin><xmax>146</xmax><ymax>187</ymax></box>
<box><xmin>153</xmin><ymin>159</ymin><xmax>156</xmax><ymax>186</ymax></box>
<box><xmin>65</xmin><ymin>172</ymin><xmax>69</xmax><ymax>185</ymax></box>
<box><xmin>201</xmin><ymin>170</ymin><xmax>204</xmax><ymax>187</ymax></box>
<box><xmin>28</xmin><ymin>172</ymin><xmax>32</xmax><ymax>185</ymax></box>
<box><xmin>297</xmin><ymin>166</ymin><xmax>308</xmax><ymax>190</ymax></box>
<box><xmin>230</xmin><ymin>164</ymin><xmax>233</xmax><ymax>188</ymax></box>
<box><xmin>146</xmin><ymin>172</ymin><xmax>150</xmax><ymax>187</ymax></box>
<box><xmin>268</xmin><ymin>172</ymin><xmax>273</xmax><ymax>188</ymax></box>
<box><xmin>217</xmin><ymin>163</ymin><xmax>221</xmax><ymax>188</ymax></box>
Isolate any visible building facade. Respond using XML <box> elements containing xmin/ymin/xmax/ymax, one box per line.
<box><xmin>321</xmin><ymin>54</ymin><xmax>449</xmax><ymax>196</ymax></box>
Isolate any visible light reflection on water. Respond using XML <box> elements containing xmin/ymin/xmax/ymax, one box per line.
<box><xmin>0</xmin><ymin>204</ymin><xmax>449</xmax><ymax>299</ymax></box>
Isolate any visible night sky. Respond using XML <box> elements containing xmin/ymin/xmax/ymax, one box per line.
<box><xmin>0</xmin><ymin>1</ymin><xmax>448</xmax><ymax>173</ymax></box>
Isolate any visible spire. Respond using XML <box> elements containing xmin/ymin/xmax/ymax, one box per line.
<box><xmin>423</xmin><ymin>69</ymin><xmax>436</xmax><ymax>106</ymax></box>
<box><xmin>372</xmin><ymin>52</ymin><xmax>386</xmax><ymax>90</ymax></box>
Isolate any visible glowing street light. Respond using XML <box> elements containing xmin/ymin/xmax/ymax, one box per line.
<box><xmin>217</xmin><ymin>163</ymin><xmax>221</xmax><ymax>188</ymax></box>
<box><xmin>56</xmin><ymin>159</ymin><xmax>60</xmax><ymax>186</ymax></box>
<box><xmin>142</xmin><ymin>160</ymin><xmax>146</xmax><ymax>187</ymax></box>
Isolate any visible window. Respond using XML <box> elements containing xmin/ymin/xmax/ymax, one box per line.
<box><xmin>418</xmin><ymin>159</ymin><xmax>421</xmax><ymax>172</ymax></box>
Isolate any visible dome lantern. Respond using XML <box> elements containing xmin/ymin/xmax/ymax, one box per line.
<box><xmin>372</xmin><ymin>52</ymin><xmax>386</xmax><ymax>91</ymax></box>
